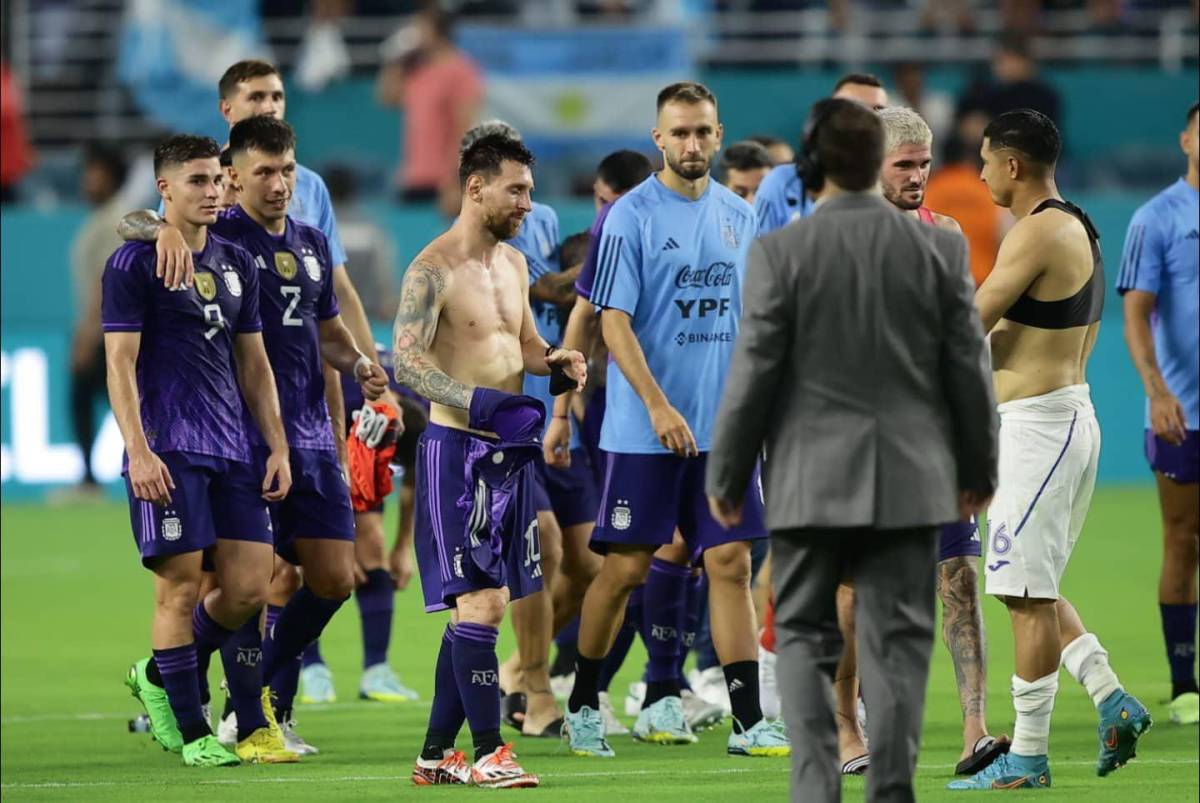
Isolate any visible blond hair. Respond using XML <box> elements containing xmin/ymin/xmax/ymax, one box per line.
<box><xmin>878</xmin><ymin>106</ymin><xmax>933</xmax><ymax>154</ymax></box>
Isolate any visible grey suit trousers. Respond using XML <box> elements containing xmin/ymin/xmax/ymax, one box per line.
<box><xmin>771</xmin><ymin>527</ymin><xmax>938</xmax><ymax>803</ymax></box>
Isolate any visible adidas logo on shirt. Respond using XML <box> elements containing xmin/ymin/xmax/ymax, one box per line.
<box><xmin>662</xmin><ymin>237</ymin><xmax>680</xmax><ymax>251</ymax></box>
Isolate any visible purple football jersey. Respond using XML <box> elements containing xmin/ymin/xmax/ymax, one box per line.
<box><xmin>213</xmin><ymin>207</ymin><xmax>340</xmax><ymax>452</ymax></box>
<box><xmin>101</xmin><ymin>236</ymin><xmax>262</xmax><ymax>462</ymax></box>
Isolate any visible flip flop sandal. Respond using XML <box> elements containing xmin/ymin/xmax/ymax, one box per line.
<box><xmin>501</xmin><ymin>692</ymin><xmax>527</xmax><ymax>731</ymax></box>
<box><xmin>841</xmin><ymin>754</ymin><xmax>870</xmax><ymax>775</ymax></box>
<box><xmin>523</xmin><ymin>717</ymin><xmax>564</xmax><ymax>739</ymax></box>
<box><xmin>955</xmin><ymin>735</ymin><xmax>1011</xmax><ymax>776</ymax></box>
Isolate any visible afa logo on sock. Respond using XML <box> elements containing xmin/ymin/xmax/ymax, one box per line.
<box><xmin>471</xmin><ymin>670</ymin><xmax>498</xmax><ymax>686</ymax></box>
<box><xmin>161</xmin><ymin>516</ymin><xmax>182</xmax><ymax>541</ymax></box>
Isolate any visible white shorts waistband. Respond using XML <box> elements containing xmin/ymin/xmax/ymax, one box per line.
<box><xmin>997</xmin><ymin>384</ymin><xmax>1094</xmax><ymax>424</ymax></box>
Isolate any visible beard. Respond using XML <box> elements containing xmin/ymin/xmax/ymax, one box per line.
<box><xmin>483</xmin><ymin>207</ymin><xmax>525</xmax><ymax>241</ymax></box>
<box><xmin>666</xmin><ymin>151</ymin><xmax>710</xmax><ymax>181</ymax></box>
<box><xmin>884</xmin><ymin>184</ymin><xmax>924</xmax><ymax>210</ymax></box>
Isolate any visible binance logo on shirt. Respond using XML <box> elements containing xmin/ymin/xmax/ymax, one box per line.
<box><xmin>275</xmin><ymin>252</ymin><xmax>298</xmax><ymax>280</ymax></box>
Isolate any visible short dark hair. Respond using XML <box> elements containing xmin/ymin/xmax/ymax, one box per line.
<box><xmin>720</xmin><ymin>141</ymin><xmax>773</xmax><ymax>175</ymax></box>
<box><xmin>983</xmin><ymin>108</ymin><xmax>1061</xmax><ymax>167</ymax></box>
<box><xmin>832</xmin><ymin>72</ymin><xmax>883</xmax><ymax>93</ymax></box>
<box><xmin>419</xmin><ymin>2</ymin><xmax>455</xmax><ymax>40</ymax></box>
<box><xmin>595</xmin><ymin>150</ymin><xmax>653</xmax><ymax>194</ymax></box>
<box><xmin>458</xmin><ymin>133</ymin><xmax>535</xmax><ymax>188</ymax></box>
<box><xmin>814</xmin><ymin>99</ymin><xmax>884</xmax><ymax>192</ymax></box>
<box><xmin>1188</xmin><ymin>102</ymin><xmax>1199</xmax><ymax>126</ymax></box>
<box><xmin>154</xmin><ymin>134</ymin><xmax>221</xmax><ymax>176</ymax></box>
<box><xmin>656</xmin><ymin>81</ymin><xmax>717</xmax><ymax>112</ymax></box>
<box><xmin>227</xmin><ymin>115</ymin><xmax>296</xmax><ymax>160</ymax></box>
<box><xmin>560</xmin><ymin>231</ymin><xmax>591</xmax><ymax>270</ymax></box>
<box><xmin>83</xmin><ymin>141</ymin><xmax>129</xmax><ymax>188</ymax></box>
<box><xmin>218</xmin><ymin>60</ymin><xmax>281</xmax><ymax>100</ymax></box>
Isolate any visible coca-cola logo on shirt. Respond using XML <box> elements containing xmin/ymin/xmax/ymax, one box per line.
<box><xmin>674</xmin><ymin>261</ymin><xmax>736</xmax><ymax>290</ymax></box>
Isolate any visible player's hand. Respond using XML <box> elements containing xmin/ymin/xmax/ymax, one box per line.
<box><xmin>1150</xmin><ymin>391</ymin><xmax>1187</xmax><ymax>446</ymax></box>
<box><xmin>353</xmin><ymin>403</ymin><xmax>392</xmax><ymax>449</ymax></box>
<box><xmin>649</xmin><ymin>401</ymin><xmax>698</xmax><ymax>457</ymax></box>
<box><xmin>543</xmin><ymin>416</ymin><xmax>572</xmax><ymax>469</ymax></box>
<box><xmin>546</xmin><ymin>347</ymin><xmax>587</xmax><ymax>392</ymax></box>
<box><xmin>129</xmin><ymin>449</ymin><xmax>174</xmax><ymax>507</ymax></box>
<box><xmin>355</xmin><ymin>360</ymin><xmax>389</xmax><ymax>401</ymax></box>
<box><xmin>958</xmin><ymin>490</ymin><xmax>992</xmax><ymax>520</ymax></box>
<box><xmin>262</xmin><ymin>450</ymin><xmax>292</xmax><ymax>501</ymax></box>
<box><xmin>156</xmin><ymin>225</ymin><xmax>194</xmax><ymax>291</ymax></box>
<box><xmin>707</xmin><ymin>495</ymin><xmax>743</xmax><ymax>529</ymax></box>
<box><xmin>389</xmin><ymin>546</ymin><xmax>414</xmax><ymax>591</ymax></box>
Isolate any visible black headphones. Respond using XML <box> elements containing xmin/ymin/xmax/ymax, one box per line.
<box><xmin>795</xmin><ymin>98</ymin><xmax>842</xmax><ymax>194</ymax></box>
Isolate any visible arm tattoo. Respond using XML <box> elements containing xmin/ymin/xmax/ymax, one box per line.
<box><xmin>938</xmin><ymin>557</ymin><xmax>987</xmax><ymax>722</ymax></box>
<box><xmin>391</xmin><ymin>261</ymin><xmax>472</xmax><ymax>409</ymax></box>
<box><xmin>117</xmin><ymin>210</ymin><xmax>165</xmax><ymax>243</ymax></box>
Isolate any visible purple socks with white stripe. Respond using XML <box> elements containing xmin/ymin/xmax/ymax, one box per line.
<box><xmin>192</xmin><ymin>602</ymin><xmax>233</xmax><ymax>706</ymax></box>
<box><xmin>422</xmin><ymin>623</ymin><xmax>466</xmax><ymax>760</ymax></box>
<box><xmin>153</xmin><ymin>644</ymin><xmax>210</xmax><ymax>743</ymax></box>
<box><xmin>452</xmin><ymin>622</ymin><xmax>503</xmax><ymax>761</ymax></box>
<box><xmin>677</xmin><ymin>571</ymin><xmax>705</xmax><ymax>687</ymax></box>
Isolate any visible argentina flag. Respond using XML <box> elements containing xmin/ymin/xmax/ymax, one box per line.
<box><xmin>116</xmin><ymin>0</ymin><xmax>271</xmax><ymax>140</ymax></box>
<box><xmin>456</xmin><ymin>25</ymin><xmax>691</xmax><ymax>162</ymax></box>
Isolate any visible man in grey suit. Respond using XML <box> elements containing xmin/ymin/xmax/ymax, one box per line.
<box><xmin>705</xmin><ymin>99</ymin><xmax>998</xmax><ymax>802</ymax></box>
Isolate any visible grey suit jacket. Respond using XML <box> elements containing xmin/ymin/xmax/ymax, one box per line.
<box><xmin>706</xmin><ymin>192</ymin><xmax>997</xmax><ymax>531</ymax></box>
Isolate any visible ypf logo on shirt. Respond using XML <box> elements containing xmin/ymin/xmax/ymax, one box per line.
<box><xmin>611</xmin><ymin>500</ymin><xmax>632</xmax><ymax>530</ymax></box>
<box><xmin>161</xmin><ymin>516</ymin><xmax>182</xmax><ymax>541</ymax></box>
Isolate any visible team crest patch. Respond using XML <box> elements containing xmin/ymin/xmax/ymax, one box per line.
<box><xmin>161</xmin><ymin>516</ymin><xmax>182</xmax><ymax>541</ymax></box>
<box><xmin>721</xmin><ymin>220</ymin><xmax>739</xmax><ymax>249</ymax></box>
<box><xmin>611</xmin><ymin>499</ymin><xmax>632</xmax><ymax>531</ymax></box>
<box><xmin>275</xmin><ymin>252</ymin><xmax>298</xmax><ymax>280</ymax></box>
<box><xmin>303</xmin><ymin>255</ymin><xmax>322</xmax><ymax>282</ymax></box>
<box><xmin>222</xmin><ymin>270</ymin><xmax>242</xmax><ymax>297</ymax></box>
<box><xmin>193</xmin><ymin>273</ymin><xmax>217</xmax><ymax>301</ymax></box>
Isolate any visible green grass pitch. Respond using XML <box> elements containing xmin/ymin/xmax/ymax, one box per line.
<box><xmin>2</xmin><ymin>486</ymin><xmax>1197</xmax><ymax>801</ymax></box>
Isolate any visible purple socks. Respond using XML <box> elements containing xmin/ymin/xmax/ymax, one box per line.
<box><xmin>152</xmin><ymin>644</ymin><xmax>209</xmax><ymax>743</ymax></box>
<box><xmin>357</xmin><ymin>568</ymin><xmax>395</xmax><ymax>668</ymax></box>
<box><xmin>642</xmin><ymin>558</ymin><xmax>689</xmax><ymax>706</ymax></box>
<box><xmin>220</xmin><ymin>614</ymin><xmax>269</xmax><ymax>740</ymax></box>
<box><xmin>422</xmin><ymin>623</ymin><xmax>466</xmax><ymax>759</ymax></box>
<box><xmin>452</xmin><ymin>622</ymin><xmax>503</xmax><ymax>761</ymax></box>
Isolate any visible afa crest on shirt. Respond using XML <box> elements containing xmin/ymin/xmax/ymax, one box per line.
<box><xmin>303</xmin><ymin>254</ymin><xmax>322</xmax><ymax>282</ymax></box>
<box><xmin>222</xmin><ymin>265</ymin><xmax>242</xmax><ymax>297</ymax></box>
<box><xmin>193</xmin><ymin>272</ymin><xmax>217</xmax><ymax>301</ymax></box>
<box><xmin>275</xmin><ymin>252</ymin><xmax>298</xmax><ymax>280</ymax></box>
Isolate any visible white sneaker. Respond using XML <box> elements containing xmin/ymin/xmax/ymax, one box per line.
<box><xmin>681</xmin><ymin>688</ymin><xmax>725</xmax><ymax>731</ymax></box>
<box><xmin>217</xmin><ymin>710</ymin><xmax>238</xmax><ymax>748</ymax></box>
<box><xmin>550</xmin><ymin>673</ymin><xmax>574</xmax><ymax>701</ymax></box>
<box><xmin>623</xmin><ymin>681</ymin><xmax>646</xmax><ymax>718</ymax></box>
<box><xmin>598</xmin><ymin>691</ymin><xmax>630</xmax><ymax>735</ymax></box>
<box><xmin>281</xmin><ymin>717</ymin><xmax>319</xmax><ymax>755</ymax></box>
<box><xmin>692</xmin><ymin>665</ymin><xmax>732</xmax><ymax>716</ymax></box>
<box><xmin>759</xmin><ymin>645</ymin><xmax>781</xmax><ymax>721</ymax></box>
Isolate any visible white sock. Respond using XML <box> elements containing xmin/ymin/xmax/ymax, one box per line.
<box><xmin>1061</xmin><ymin>633</ymin><xmax>1123</xmax><ymax>708</ymax></box>
<box><xmin>1010</xmin><ymin>672</ymin><xmax>1058</xmax><ymax>757</ymax></box>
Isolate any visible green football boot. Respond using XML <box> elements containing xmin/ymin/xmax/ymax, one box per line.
<box><xmin>125</xmin><ymin>658</ymin><xmax>183</xmax><ymax>753</ymax></box>
<box><xmin>181</xmin><ymin>734</ymin><xmax>241</xmax><ymax>767</ymax></box>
